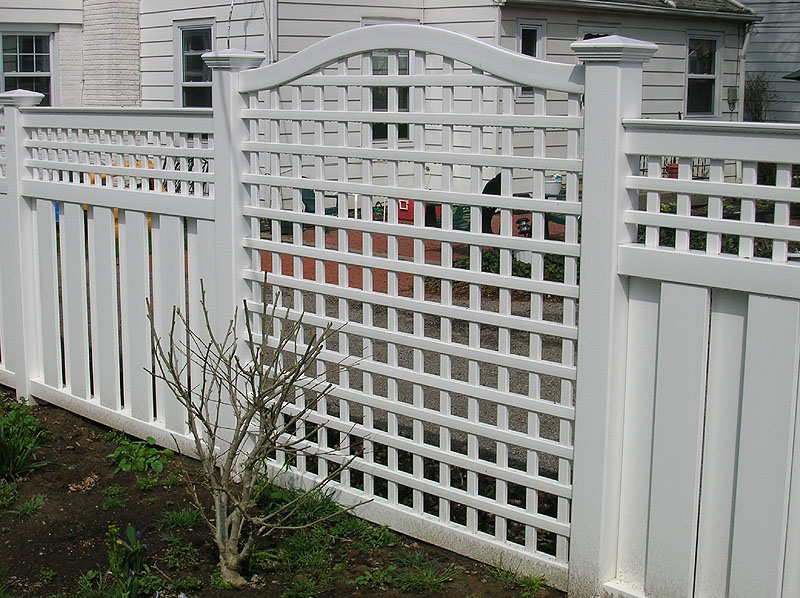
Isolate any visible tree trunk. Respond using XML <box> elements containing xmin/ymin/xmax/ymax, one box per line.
<box><xmin>219</xmin><ymin>554</ymin><xmax>248</xmax><ymax>587</ymax></box>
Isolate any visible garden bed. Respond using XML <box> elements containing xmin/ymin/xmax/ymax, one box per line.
<box><xmin>0</xmin><ymin>395</ymin><xmax>565</xmax><ymax>598</ymax></box>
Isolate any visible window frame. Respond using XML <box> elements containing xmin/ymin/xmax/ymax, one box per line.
<box><xmin>173</xmin><ymin>18</ymin><xmax>215</xmax><ymax>108</ymax></box>
<box><xmin>517</xmin><ymin>20</ymin><xmax>546</xmax><ymax>97</ymax></box>
<box><xmin>686</xmin><ymin>32</ymin><xmax>723</xmax><ymax>118</ymax></box>
<box><xmin>0</xmin><ymin>26</ymin><xmax>56</xmax><ymax>106</ymax></box>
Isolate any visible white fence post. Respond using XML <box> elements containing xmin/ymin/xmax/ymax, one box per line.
<box><xmin>568</xmin><ymin>37</ymin><xmax>657</xmax><ymax>598</ymax></box>
<box><xmin>203</xmin><ymin>49</ymin><xmax>265</xmax><ymax>333</ymax></box>
<box><xmin>0</xmin><ymin>90</ymin><xmax>44</xmax><ymax>402</ymax></box>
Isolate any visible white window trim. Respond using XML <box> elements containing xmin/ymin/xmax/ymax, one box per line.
<box><xmin>518</xmin><ymin>20</ymin><xmax>546</xmax><ymax>98</ymax></box>
<box><xmin>686</xmin><ymin>31</ymin><xmax>723</xmax><ymax>119</ymax></box>
<box><xmin>0</xmin><ymin>25</ymin><xmax>57</xmax><ymax>105</ymax></box>
<box><xmin>173</xmin><ymin>18</ymin><xmax>215</xmax><ymax>108</ymax></box>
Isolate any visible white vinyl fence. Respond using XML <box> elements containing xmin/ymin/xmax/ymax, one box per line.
<box><xmin>0</xmin><ymin>26</ymin><xmax>798</xmax><ymax>598</ymax></box>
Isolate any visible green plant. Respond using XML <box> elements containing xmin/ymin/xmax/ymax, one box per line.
<box><xmin>211</xmin><ymin>569</ymin><xmax>236</xmax><ymax>590</ymax></box>
<box><xmin>281</xmin><ymin>527</ymin><xmax>335</xmax><ymax>570</ymax></box>
<box><xmin>331</xmin><ymin>517</ymin><xmax>396</xmax><ymax>552</ymax></box>
<box><xmin>160</xmin><ymin>506</ymin><xmax>200</xmax><ymax>530</ymax></box>
<box><xmin>102</xmin><ymin>496</ymin><xmax>127</xmax><ymax>510</ymax></box>
<box><xmin>105</xmin><ymin>524</ymin><xmax>149</xmax><ymax>598</ymax></box>
<box><xmin>0</xmin><ymin>479</ymin><xmax>17</xmax><ymax>508</ymax></box>
<box><xmin>107</xmin><ymin>435</ymin><xmax>173</xmax><ymax>474</ymax></box>
<box><xmin>396</xmin><ymin>562</ymin><xmax>457</xmax><ymax>593</ymax></box>
<box><xmin>281</xmin><ymin>576</ymin><xmax>328</xmax><ymax>598</ymax></box>
<box><xmin>8</xmin><ymin>493</ymin><xmax>46</xmax><ymax>517</ymax></box>
<box><xmin>0</xmin><ymin>399</ymin><xmax>48</xmax><ymax>480</ymax></box>
<box><xmin>248</xmin><ymin>547</ymin><xmax>280</xmax><ymax>569</ymax></box>
<box><xmin>519</xmin><ymin>575</ymin><xmax>547</xmax><ymax>597</ymax></box>
<box><xmin>353</xmin><ymin>564</ymin><xmax>399</xmax><ymax>590</ymax></box>
<box><xmin>165</xmin><ymin>542</ymin><xmax>200</xmax><ymax>569</ymax></box>
<box><xmin>171</xmin><ymin>575</ymin><xmax>203</xmax><ymax>592</ymax></box>
<box><xmin>135</xmin><ymin>474</ymin><xmax>159</xmax><ymax>492</ymax></box>
<box><xmin>148</xmin><ymin>285</ymin><xmax>356</xmax><ymax>586</ymax></box>
<box><xmin>39</xmin><ymin>568</ymin><xmax>57</xmax><ymax>582</ymax></box>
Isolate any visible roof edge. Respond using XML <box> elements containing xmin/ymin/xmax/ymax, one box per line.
<box><xmin>500</xmin><ymin>0</ymin><xmax>760</xmax><ymax>23</ymax></box>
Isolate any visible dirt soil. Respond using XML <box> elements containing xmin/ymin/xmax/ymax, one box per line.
<box><xmin>1</xmin><ymin>401</ymin><xmax>566</xmax><ymax>598</ymax></box>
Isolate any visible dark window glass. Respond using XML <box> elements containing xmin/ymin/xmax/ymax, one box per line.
<box><xmin>687</xmin><ymin>79</ymin><xmax>714</xmax><ymax>114</ymax></box>
<box><xmin>521</xmin><ymin>28</ymin><xmax>537</xmax><ymax>57</ymax></box>
<box><xmin>183</xmin><ymin>86</ymin><xmax>212</xmax><ymax>108</ymax></box>
<box><xmin>689</xmin><ymin>38</ymin><xmax>716</xmax><ymax>75</ymax></box>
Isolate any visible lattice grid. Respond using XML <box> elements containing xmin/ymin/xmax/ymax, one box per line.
<box><xmin>241</xmin><ymin>48</ymin><xmax>582</xmax><ymax>571</ymax></box>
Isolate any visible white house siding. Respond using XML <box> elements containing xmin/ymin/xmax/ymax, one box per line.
<box><xmin>82</xmin><ymin>0</ymin><xmax>140</xmax><ymax>106</ymax></box>
<box><xmin>0</xmin><ymin>0</ymin><xmax>83</xmax><ymax>106</ymax></box>
<box><xmin>744</xmin><ymin>1</ymin><xmax>800</xmax><ymax>122</ymax></box>
<box><xmin>140</xmin><ymin>0</ymin><xmax>270</xmax><ymax>106</ymax></box>
<box><xmin>498</xmin><ymin>5</ymin><xmax>747</xmax><ymax>121</ymax></box>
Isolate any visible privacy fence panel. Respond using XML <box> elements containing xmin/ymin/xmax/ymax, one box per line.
<box><xmin>230</xmin><ymin>25</ymin><xmax>585</xmax><ymax>586</ymax></box>
<box><xmin>601</xmin><ymin>119</ymin><xmax>800</xmax><ymax>598</ymax></box>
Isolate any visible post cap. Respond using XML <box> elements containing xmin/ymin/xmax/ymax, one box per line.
<box><xmin>571</xmin><ymin>35</ymin><xmax>658</xmax><ymax>64</ymax></box>
<box><xmin>203</xmin><ymin>49</ymin><xmax>265</xmax><ymax>71</ymax></box>
<box><xmin>0</xmin><ymin>89</ymin><xmax>45</xmax><ymax>107</ymax></box>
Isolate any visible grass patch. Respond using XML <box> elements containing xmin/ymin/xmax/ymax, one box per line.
<box><xmin>159</xmin><ymin>506</ymin><xmax>200</xmax><ymax>530</ymax></box>
<box><xmin>0</xmin><ymin>399</ymin><xmax>48</xmax><ymax>480</ymax></box>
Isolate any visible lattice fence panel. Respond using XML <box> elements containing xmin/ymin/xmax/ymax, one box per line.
<box><xmin>240</xmin><ymin>39</ymin><xmax>583</xmax><ymax>581</ymax></box>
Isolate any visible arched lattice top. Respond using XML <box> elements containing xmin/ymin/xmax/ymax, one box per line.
<box><xmin>239</xmin><ymin>24</ymin><xmax>585</xmax><ymax>94</ymax></box>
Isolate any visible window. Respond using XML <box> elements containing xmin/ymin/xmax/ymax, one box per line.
<box><xmin>175</xmin><ymin>23</ymin><xmax>213</xmax><ymax>107</ymax></box>
<box><xmin>518</xmin><ymin>22</ymin><xmax>544</xmax><ymax>95</ymax></box>
<box><xmin>687</xmin><ymin>36</ymin><xmax>719</xmax><ymax>116</ymax></box>
<box><xmin>371</xmin><ymin>51</ymin><xmax>409</xmax><ymax>141</ymax></box>
<box><xmin>2</xmin><ymin>34</ymin><xmax>51</xmax><ymax>105</ymax></box>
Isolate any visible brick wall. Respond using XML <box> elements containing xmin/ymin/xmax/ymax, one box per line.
<box><xmin>56</xmin><ymin>24</ymin><xmax>84</xmax><ymax>106</ymax></box>
<box><xmin>82</xmin><ymin>0</ymin><xmax>140</xmax><ymax>106</ymax></box>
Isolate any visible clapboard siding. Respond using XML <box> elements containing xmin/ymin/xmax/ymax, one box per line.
<box><xmin>744</xmin><ymin>1</ymin><xmax>800</xmax><ymax>122</ymax></box>
<box><xmin>0</xmin><ymin>1</ymin><xmax>81</xmax><ymax>25</ymax></box>
<box><xmin>498</xmin><ymin>6</ymin><xmax>746</xmax><ymax>120</ymax></box>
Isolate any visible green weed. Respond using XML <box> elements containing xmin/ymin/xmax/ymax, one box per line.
<box><xmin>39</xmin><ymin>568</ymin><xmax>57</xmax><ymax>582</ymax></box>
<box><xmin>281</xmin><ymin>528</ymin><xmax>335</xmax><ymax>570</ymax></box>
<box><xmin>165</xmin><ymin>542</ymin><xmax>200</xmax><ymax>569</ymax></box>
<box><xmin>248</xmin><ymin>548</ymin><xmax>280</xmax><ymax>569</ymax></box>
<box><xmin>353</xmin><ymin>564</ymin><xmax>399</xmax><ymax>590</ymax></box>
<box><xmin>160</xmin><ymin>506</ymin><xmax>200</xmax><ymax>530</ymax></box>
<box><xmin>210</xmin><ymin>569</ymin><xmax>236</xmax><ymax>590</ymax></box>
<box><xmin>8</xmin><ymin>494</ymin><xmax>46</xmax><ymax>517</ymax></box>
<box><xmin>171</xmin><ymin>575</ymin><xmax>203</xmax><ymax>592</ymax></box>
<box><xmin>101</xmin><ymin>496</ymin><xmax>127</xmax><ymax>510</ymax></box>
<box><xmin>0</xmin><ymin>399</ymin><xmax>48</xmax><ymax>480</ymax></box>
<box><xmin>107</xmin><ymin>435</ymin><xmax>172</xmax><ymax>474</ymax></box>
<box><xmin>0</xmin><ymin>479</ymin><xmax>18</xmax><ymax>508</ymax></box>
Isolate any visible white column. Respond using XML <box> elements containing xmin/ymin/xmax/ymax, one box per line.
<box><xmin>0</xmin><ymin>90</ymin><xmax>45</xmax><ymax>402</ymax></box>
<box><xmin>567</xmin><ymin>37</ymin><xmax>657</xmax><ymax>598</ymax></box>
<box><xmin>202</xmin><ymin>49</ymin><xmax>265</xmax><ymax>333</ymax></box>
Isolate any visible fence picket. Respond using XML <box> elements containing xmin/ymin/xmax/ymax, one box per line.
<box><xmin>87</xmin><ymin>206</ymin><xmax>122</xmax><ymax>410</ymax></box>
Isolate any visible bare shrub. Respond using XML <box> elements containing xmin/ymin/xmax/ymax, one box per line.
<box><xmin>148</xmin><ymin>285</ymin><xmax>358</xmax><ymax>585</ymax></box>
<box><xmin>745</xmin><ymin>72</ymin><xmax>779</xmax><ymax>122</ymax></box>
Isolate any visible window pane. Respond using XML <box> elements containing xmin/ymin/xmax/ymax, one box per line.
<box><xmin>521</xmin><ymin>28</ymin><xmax>537</xmax><ymax>57</ymax></box>
<box><xmin>184</xmin><ymin>54</ymin><xmax>209</xmax><ymax>82</ymax></box>
<box><xmin>19</xmin><ymin>54</ymin><xmax>34</xmax><ymax>72</ymax></box>
<box><xmin>19</xmin><ymin>36</ymin><xmax>33</xmax><ymax>53</ymax></box>
<box><xmin>182</xmin><ymin>28</ymin><xmax>211</xmax><ymax>84</ymax></box>
<box><xmin>34</xmin><ymin>35</ymin><xmax>48</xmax><ymax>53</ymax></box>
<box><xmin>3</xmin><ymin>56</ymin><xmax>15</xmax><ymax>72</ymax></box>
<box><xmin>183</xmin><ymin>86</ymin><xmax>212</xmax><ymax>108</ymax></box>
<box><xmin>3</xmin><ymin>36</ymin><xmax>17</xmax><ymax>53</ymax></box>
<box><xmin>372</xmin><ymin>54</ymin><xmax>388</xmax><ymax>75</ymax></box>
<box><xmin>35</xmin><ymin>55</ymin><xmax>49</xmax><ymax>72</ymax></box>
<box><xmin>689</xmin><ymin>38</ymin><xmax>715</xmax><ymax>75</ymax></box>
<box><xmin>687</xmin><ymin>78</ymin><xmax>714</xmax><ymax>114</ymax></box>
<box><xmin>183</xmin><ymin>29</ymin><xmax>211</xmax><ymax>53</ymax></box>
